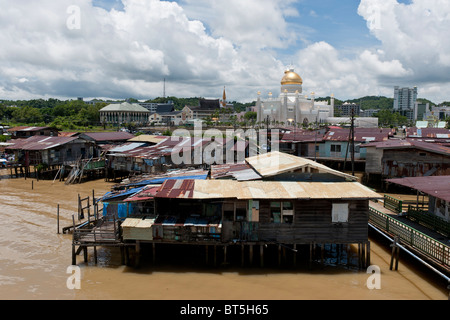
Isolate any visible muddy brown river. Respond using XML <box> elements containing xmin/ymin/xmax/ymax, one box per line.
<box><xmin>0</xmin><ymin>169</ymin><xmax>448</xmax><ymax>300</ymax></box>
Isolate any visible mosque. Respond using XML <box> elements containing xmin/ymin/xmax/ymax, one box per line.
<box><xmin>256</xmin><ymin>67</ymin><xmax>335</xmax><ymax>126</ymax></box>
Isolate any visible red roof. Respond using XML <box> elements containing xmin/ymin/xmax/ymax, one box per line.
<box><xmin>81</xmin><ymin>132</ymin><xmax>135</xmax><ymax>141</ymax></box>
<box><xmin>154</xmin><ymin>179</ymin><xmax>196</xmax><ymax>199</ymax></box>
<box><xmin>386</xmin><ymin>176</ymin><xmax>450</xmax><ymax>202</ymax></box>
<box><xmin>363</xmin><ymin>139</ymin><xmax>450</xmax><ymax>156</ymax></box>
<box><xmin>5</xmin><ymin>136</ymin><xmax>78</xmax><ymax>151</ymax></box>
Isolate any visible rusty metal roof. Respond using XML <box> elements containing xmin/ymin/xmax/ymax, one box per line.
<box><xmin>363</xmin><ymin>139</ymin><xmax>450</xmax><ymax>156</ymax></box>
<box><xmin>5</xmin><ymin>136</ymin><xmax>79</xmax><ymax>150</ymax></box>
<box><xmin>386</xmin><ymin>176</ymin><xmax>450</xmax><ymax>202</ymax></box>
<box><xmin>80</xmin><ymin>132</ymin><xmax>135</xmax><ymax>142</ymax></box>
<box><xmin>154</xmin><ymin>179</ymin><xmax>381</xmax><ymax>200</ymax></box>
<box><xmin>245</xmin><ymin>151</ymin><xmax>357</xmax><ymax>181</ymax></box>
<box><xmin>210</xmin><ymin>162</ymin><xmax>262</xmax><ymax>181</ymax></box>
<box><xmin>323</xmin><ymin>128</ymin><xmax>392</xmax><ymax>143</ymax></box>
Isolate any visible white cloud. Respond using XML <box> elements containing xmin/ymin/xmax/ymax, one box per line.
<box><xmin>0</xmin><ymin>0</ymin><xmax>449</xmax><ymax>104</ymax></box>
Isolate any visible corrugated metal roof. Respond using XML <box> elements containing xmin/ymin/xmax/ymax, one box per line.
<box><xmin>245</xmin><ymin>151</ymin><xmax>357</xmax><ymax>181</ymax></box>
<box><xmin>386</xmin><ymin>176</ymin><xmax>450</xmax><ymax>202</ymax></box>
<box><xmin>211</xmin><ymin>163</ymin><xmax>262</xmax><ymax>181</ymax></box>
<box><xmin>363</xmin><ymin>139</ymin><xmax>450</xmax><ymax>156</ymax></box>
<box><xmin>81</xmin><ymin>132</ymin><xmax>135</xmax><ymax>141</ymax></box>
<box><xmin>5</xmin><ymin>136</ymin><xmax>78</xmax><ymax>150</ymax></box>
<box><xmin>323</xmin><ymin>128</ymin><xmax>391</xmax><ymax>142</ymax></box>
<box><xmin>108</xmin><ymin>142</ymin><xmax>146</xmax><ymax>153</ymax></box>
<box><xmin>124</xmin><ymin>185</ymin><xmax>161</xmax><ymax>202</ymax></box>
<box><xmin>128</xmin><ymin>135</ymin><xmax>168</xmax><ymax>144</ymax></box>
<box><xmin>154</xmin><ymin>179</ymin><xmax>382</xmax><ymax>200</ymax></box>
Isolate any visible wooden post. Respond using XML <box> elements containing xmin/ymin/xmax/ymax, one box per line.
<box><xmin>321</xmin><ymin>243</ymin><xmax>324</xmax><ymax>266</ymax></box>
<box><xmin>31</xmin><ymin>180</ymin><xmax>33</xmax><ymax>190</ymax></box>
<box><xmin>83</xmin><ymin>246</ymin><xmax>88</xmax><ymax>263</ymax></box>
<box><xmin>358</xmin><ymin>243</ymin><xmax>361</xmax><ymax>269</ymax></box>
<box><xmin>249</xmin><ymin>244</ymin><xmax>253</xmax><ymax>266</ymax></box>
<box><xmin>390</xmin><ymin>237</ymin><xmax>400</xmax><ymax>271</ymax></box>
<box><xmin>152</xmin><ymin>243</ymin><xmax>156</xmax><ymax>265</ymax></box>
<box><xmin>72</xmin><ymin>244</ymin><xmax>76</xmax><ymax>265</ymax></box>
<box><xmin>223</xmin><ymin>245</ymin><xmax>227</xmax><ymax>265</ymax></box>
<box><xmin>57</xmin><ymin>204</ymin><xmax>60</xmax><ymax>234</ymax></box>
<box><xmin>260</xmin><ymin>244</ymin><xmax>264</xmax><ymax>268</ymax></box>
<box><xmin>278</xmin><ymin>244</ymin><xmax>281</xmax><ymax>266</ymax></box>
<box><xmin>135</xmin><ymin>241</ymin><xmax>141</xmax><ymax>267</ymax></box>
<box><xmin>293</xmin><ymin>244</ymin><xmax>297</xmax><ymax>267</ymax></box>
<box><xmin>94</xmin><ymin>246</ymin><xmax>97</xmax><ymax>264</ymax></box>
<box><xmin>366</xmin><ymin>241</ymin><xmax>371</xmax><ymax>267</ymax></box>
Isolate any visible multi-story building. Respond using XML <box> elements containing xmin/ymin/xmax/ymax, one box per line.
<box><xmin>334</xmin><ymin>102</ymin><xmax>360</xmax><ymax>117</ymax></box>
<box><xmin>393</xmin><ymin>86</ymin><xmax>418</xmax><ymax>120</ymax></box>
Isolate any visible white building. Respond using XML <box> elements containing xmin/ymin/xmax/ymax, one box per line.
<box><xmin>99</xmin><ymin>102</ymin><xmax>150</xmax><ymax>126</ymax></box>
<box><xmin>256</xmin><ymin>68</ymin><xmax>335</xmax><ymax>126</ymax></box>
<box><xmin>394</xmin><ymin>86</ymin><xmax>418</xmax><ymax>120</ymax></box>
<box><xmin>256</xmin><ymin>68</ymin><xmax>378</xmax><ymax>128</ymax></box>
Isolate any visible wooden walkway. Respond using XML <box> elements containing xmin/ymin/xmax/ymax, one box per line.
<box><xmin>369</xmin><ymin>200</ymin><xmax>450</xmax><ymax>277</ymax></box>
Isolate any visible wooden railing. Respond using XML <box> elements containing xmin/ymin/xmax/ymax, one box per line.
<box><xmin>407</xmin><ymin>205</ymin><xmax>450</xmax><ymax>238</ymax></box>
<box><xmin>369</xmin><ymin>206</ymin><xmax>450</xmax><ymax>271</ymax></box>
<box><xmin>384</xmin><ymin>194</ymin><xmax>403</xmax><ymax>213</ymax></box>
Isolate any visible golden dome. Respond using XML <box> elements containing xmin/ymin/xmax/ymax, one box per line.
<box><xmin>281</xmin><ymin>69</ymin><xmax>303</xmax><ymax>85</ymax></box>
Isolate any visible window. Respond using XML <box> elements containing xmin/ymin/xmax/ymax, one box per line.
<box><xmin>223</xmin><ymin>202</ymin><xmax>247</xmax><ymax>221</ymax></box>
<box><xmin>332</xmin><ymin>203</ymin><xmax>349</xmax><ymax>223</ymax></box>
<box><xmin>235</xmin><ymin>202</ymin><xmax>247</xmax><ymax>221</ymax></box>
<box><xmin>270</xmin><ymin>201</ymin><xmax>293</xmax><ymax>224</ymax></box>
<box><xmin>330</xmin><ymin>144</ymin><xmax>341</xmax><ymax>153</ymax></box>
<box><xmin>223</xmin><ymin>203</ymin><xmax>234</xmax><ymax>221</ymax></box>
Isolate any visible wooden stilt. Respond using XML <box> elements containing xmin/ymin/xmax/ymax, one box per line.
<box><xmin>83</xmin><ymin>246</ymin><xmax>88</xmax><ymax>263</ymax></box>
<box><xmin>120</xmin><ymin>245</ymin><xmax>125</xmax><ymax>265</ymax></box>
<box><xmin>278</xmin><ymin>244</ymin><xmax>281</xmax><ymax>266</ymax></box>
<box><xmin>223</xmin><ymin>245</ymin><xmax>227</xmax><ymax>265</ymax></box>
<box><xmin>309</xmin><ymin>243</ymin><xmax>313</xmax><ymax>269</ymax></box>
<box><xmin>72</xmin><ymin>244</ymin><xmax>76</xmax><ymax>265</ymax></box>
<box><xmin>249</xmin><ymin>245</ymin><xmax>253</xmax><ymax>266</ymax></box>
<box><xmin>260</xmin><ymin>245</ymin><xmax>264</xmax><ymax>268</ymax></box>
<box><xmin>293</xmin><ymin>244</ymin><xmax>297</xmax><ymax>267</ymax></box>
<box><xmin>135</xmin><ymin>241</ymin><xmax>141</xmax><ymax>267</ymax></box>
<box><xmin>367</xmin><ymin>242</ymin><xmax>371</xmax><ymax>267</ymax></box>
<box><xmin>390</xmin><ymin>237</ymin><xmax>400</xmax><ymax>271</ymax></box>
<box><xmin>152</xmin><ymin>243</ymin><xmax>156</xmax><ymax>265</ymax></box>
<box><xmin>94</xmin><ymin>246</ymin><xmax>97</xmax><ymax>264</ymax></box>
<box><xmin>321</xmin><ymin>243</ymin><xmax>324</xmax><ymax>266</ymax></box>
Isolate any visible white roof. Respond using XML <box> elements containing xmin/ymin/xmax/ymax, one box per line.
<box><xmin>100</xmin><ymin>102</ymin><xmax>150</xmax><ymax>113</ymax></box>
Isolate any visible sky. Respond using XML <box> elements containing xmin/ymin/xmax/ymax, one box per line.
<box><xmin>1</xmin><ymin>0</ymin><xmax>449</xmax><ymax>104</ymax></box>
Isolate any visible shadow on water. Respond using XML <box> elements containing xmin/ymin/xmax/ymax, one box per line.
<box><xmin>102</xmin><ymin>242</ymin><xmax>367</xmax><ymax>276</ymax></box>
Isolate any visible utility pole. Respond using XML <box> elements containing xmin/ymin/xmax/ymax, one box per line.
<box><xmin>350</xmin><ymin>108</ymin><xmax>355</xmax><ymax>176</ymax></box>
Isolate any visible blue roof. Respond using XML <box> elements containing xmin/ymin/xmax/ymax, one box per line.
<box><xmin>100</xmin><ymin>174</ymin><xmax>208</xmax><ymax>201</ymax></box>
<box><xmin>127</xmin><ymin>174</ymin><xmax>208</xmax><ymax>187</ymax></box>
<box><xmin>100</xmin><ymin>187</ymin><xmax>145</xmax><ymax>202</ymax></box>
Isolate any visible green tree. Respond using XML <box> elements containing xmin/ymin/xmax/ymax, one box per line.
<box><xmin>12</xmin><ymin>106</ymin><xmax>43</xmax><ymax>124</ymax></box>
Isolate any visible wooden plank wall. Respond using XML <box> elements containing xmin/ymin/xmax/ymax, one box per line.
<box><xmin>257</xmin><ymin>199</ymin><xmax>369</xmax><ymax>243</ymax></box>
